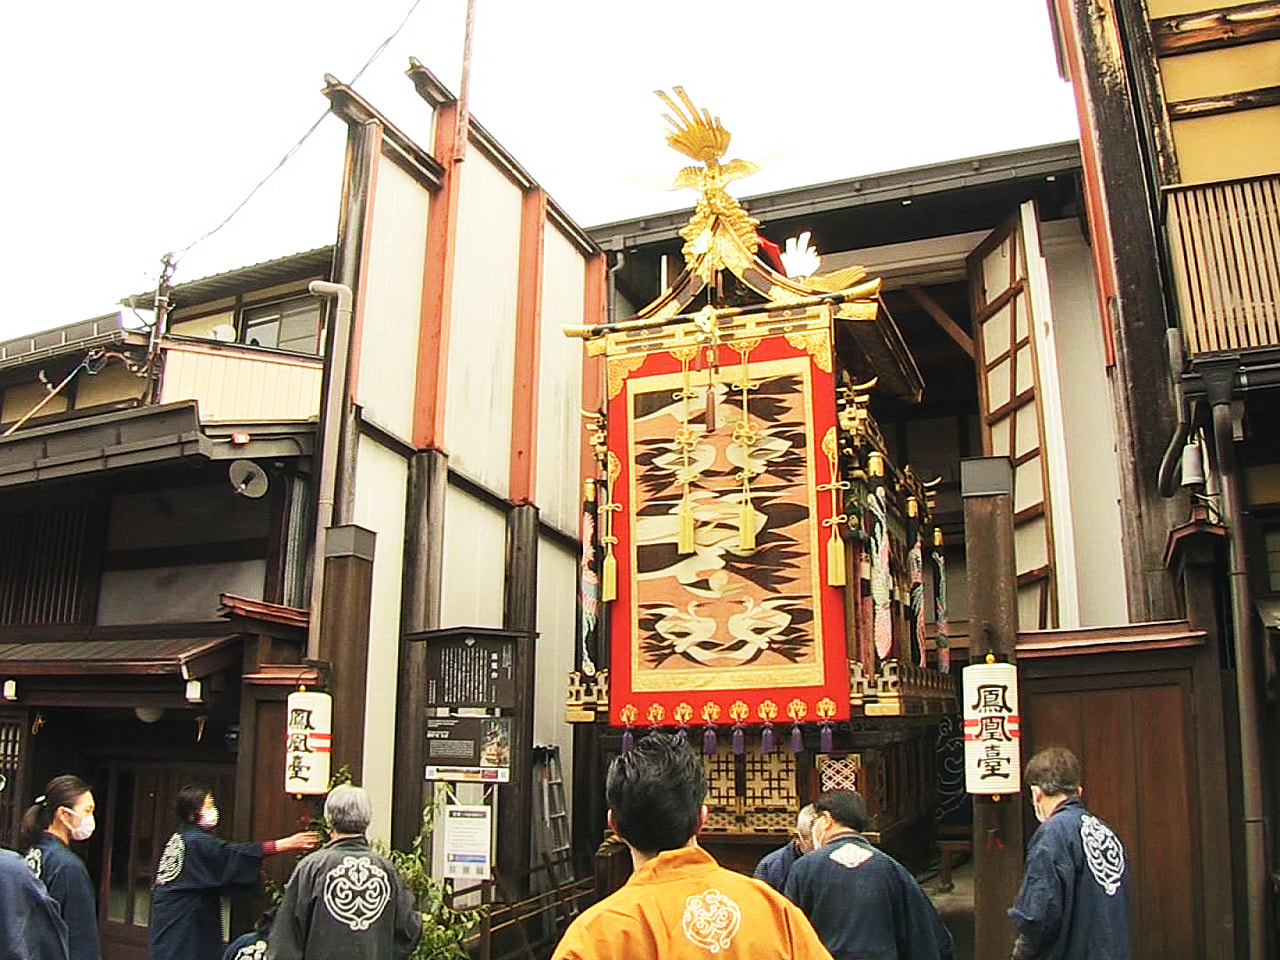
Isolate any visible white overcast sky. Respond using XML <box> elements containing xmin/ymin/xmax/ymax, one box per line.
<box><xmin>1</xmin><ymin>1</ymin><xmax>1077</xmax><ymax>339</ymax></box>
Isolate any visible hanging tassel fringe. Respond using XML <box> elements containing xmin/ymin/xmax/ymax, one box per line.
<box><xmin>732</xmin><ymin>724</ymin><xmax>745</xmax><ymax>755</ymax></box>
<box><xmin>675</xmin><ymin>725</ymin><xmax>688</xmax><ymax>744</ymax></box>
<box><xmin>601</xmin><ymin>551</ymin><xmax>617</xmax><ymax>602</ymax></box>
<box><xmin>678</xmin><ymin>496</ymin><xmax>696</xmax><ymax>554</ymax></box>
<box><xmin>760</xmin><ymin>723</ymin><xmax>774</xmax><ymax>754</ymax></box>
<box><xmin>703</xmin><ymin>725</ymin><xmax>717</xmax><ymax>755</ymax></box>
<box><xmin>820</xmin><ymin>722</ymin><xmax>833</xmax><ymax>754</ymax></box>
<box><xmin>739</xmin><ymin>500</ymin><xmax>756</xmax><ymax>551</ymax></box>
<box><xmin>827</xmin><ymin>530</ymin><xmax>846</xmax><ymax>586</ymax></box>
<box><xmin>621</xmin><ymin>725</ymin><xmax>634</xmax><ymax>752</ymax></box>
<box><xmin>790</xmin><ymin>724</ymin><xmax>804</xmax><ymax>755</ymax></box>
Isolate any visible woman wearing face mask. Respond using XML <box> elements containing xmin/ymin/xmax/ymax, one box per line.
<box><xmin>17</xmin><ymin>774</ymin><xmax>101</xmax><ymax>960</ymax></box>
<box><xmin>147</xmin><ymin>785</ymin><xmax>318</xmax><ymax>960</ymax></box>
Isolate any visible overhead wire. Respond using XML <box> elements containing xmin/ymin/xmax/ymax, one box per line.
<box><xmin>169</xmin><ymin>0</ymin><xmax>427</xmax><ymax>265</ymax></box>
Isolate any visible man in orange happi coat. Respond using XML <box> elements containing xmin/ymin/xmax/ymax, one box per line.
<box><xmin>551</xmin><ymin>732</ymin><xmax>832</xmax><ymax>960</ymax></box>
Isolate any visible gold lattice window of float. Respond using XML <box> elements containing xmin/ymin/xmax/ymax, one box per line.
<box><xmin>702</xmin><ymin>747</ymin><xmax>798</xmax><ymax>834</ymax></box>
<box><xmin>818</xmin><ymin>754</ymin><xmax>862</xmax><ymax>793</ymax></box>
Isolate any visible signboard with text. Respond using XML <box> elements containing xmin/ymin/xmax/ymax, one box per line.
<box><xmin>443</xmin><ymin>804</ymin><xmax>492</xmax><ymax>880</ymax></box>
<box><xmin>961</xmin><ymin>662</ymin><xmax>1021</xmax><ymax>794</ymax></box>
<box><xmin>423</xmin><ymin>716</ymin><xmax>512</xmax><ymax>782</ymax></box>
<box><xmin>422</xmin><ymin>633</ymin><xmax>517</xmax><ymax>709</ymax></box>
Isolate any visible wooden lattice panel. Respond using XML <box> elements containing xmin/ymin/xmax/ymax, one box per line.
<box><xmin>743</xmin><ymin>750</ymin><xmax>798</xmax><ymax>811</ymax></box>
<box><xmin>818</xmin><ymin>754</ymin><xmax>862</xmax><ymax>793</ymax></box>
<box><xmin>703</xmin><ymin>750</ymin><xmax>738</xmax><ymax>809</ymax></box>
<box><xmin>742</xmin><ymin>810</ymin><xmax>795</xmax><ymax>834</ymax></box>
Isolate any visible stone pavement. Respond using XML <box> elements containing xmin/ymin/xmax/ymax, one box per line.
<box><xmin>923</xmin><ymin>856</ymin><xmax>975</xmax><ymax>960</ymax></box>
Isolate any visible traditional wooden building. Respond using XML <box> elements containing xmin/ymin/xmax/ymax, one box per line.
<box><xmin>0</xmin><ymin>62</ymin><xmax>600</xmax><ymax>960</ymax></box>
<box><xmin>1048</xmin><ymin>2</ymin><xmax>1280</xmax><ymax>957</ymax></box>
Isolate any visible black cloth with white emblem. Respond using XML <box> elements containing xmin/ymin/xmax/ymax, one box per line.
<box><xmin>783</xmin><ymin>834</ymin><xmax>954</xmax><ymax>960</ymax></box>
<box><xmin>25</xmin><ymin>833</ymin><xmax>99</xmax><ymax>960</ymax></box>
<box><xmin>1007</xmin><ymin>796</ymin><xmax>1130</xmax><ymax>960</ymax></box>
<box><xmin>268</xmin><ymin>835</ymin><xmax>420</xmax><ymax>960</ymax></box>
<box><xmin>0</xmin><ymin>848</ymin><xmax>69</xmax><ymax>960</ymax></box>
<box><xmin>147</xmin><ymin>824</ymin><xmax>265</xmax><ymax>960</ymax></box>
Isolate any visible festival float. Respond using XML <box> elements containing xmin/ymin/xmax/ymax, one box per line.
<box><xmin>565</xmin><ymin>90</ymin><xmax>956</xmax><ymax>876</ymax></box>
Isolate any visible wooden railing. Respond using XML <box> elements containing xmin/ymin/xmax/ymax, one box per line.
<box><xmin>1165</xmin><ymin>174</ymin><xmax>1280</xmax><ymax>353</ymax></box>
<box><xmin>157</xmin><ymin>340</ymin><xmax>322</xmax><ymax>422</ymax></box>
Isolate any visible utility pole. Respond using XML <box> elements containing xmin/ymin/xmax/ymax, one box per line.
<box><xmin>961</xmin><ymin>456</ymin><xmax>1023</xmax><ymax>959</ymax></box>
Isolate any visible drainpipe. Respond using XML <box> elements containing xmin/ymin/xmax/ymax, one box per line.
<box><xmin>306</xmin><ymin>281</ymin><xmax>354</xmax><ymax>661</ymax></box>
<box><xmin>1203</xmin><ymin>362</ymin><xmax>1268</xmax><ymax>960</ymax></box>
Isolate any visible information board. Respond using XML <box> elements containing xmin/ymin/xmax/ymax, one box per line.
<box><xmin>423</xmin><ymin>633</ymin><xmax>517</xmax><ymax>709</ymax></box>
<box><xmin>443</xmin><ymin>804</ymin><xmax>492</xmax><ymax>880</ymax></box>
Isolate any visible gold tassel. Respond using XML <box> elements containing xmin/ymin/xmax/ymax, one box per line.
<box><xmin>827</xmin><ymin>528</ymin><xmax>846</xmax><ymax>586</ymax></box>
<box><xmin>678</xmin><ymin>494</ymin><xmax>695</xmax><ymax>554</ymax></box>
<box><xmin>602</xmin><ymin>550</ymin><xmax>617</xmax><ymax>602</ymax></box>
<box><xmin>739</xmin><ymin>499</ymin><xmax>756</xmax><ymax>551</ymax></box>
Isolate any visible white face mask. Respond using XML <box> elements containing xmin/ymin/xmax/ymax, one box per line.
<box><xmin>199</xmin><ymin>806</ymin><xmax>219</xmax><ymax>829</ymax></box>
<box><xmin>64</xmin><ymin>808</ymin><xmax>95</xmax><ymax>842</ymax></box>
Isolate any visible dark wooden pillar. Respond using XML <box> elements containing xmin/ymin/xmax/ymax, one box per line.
<box><xmin>501</xmin><ymin>503</ymin><xmax>538</xmax><ymax>889</ymax></box>
<box><xmin>317</xmin><ymin>524</ymin><xmax>375</xmax><ymax>781</ymax></box>
<box><xmin>391</xmin><ymin>449</ymin><xmax>449</xmax><ymax>850</ymax></box>
<box><xmin>961</xmin><ymin>458</ymin><xmax>1024</xmax><ymax>959</ymax></box>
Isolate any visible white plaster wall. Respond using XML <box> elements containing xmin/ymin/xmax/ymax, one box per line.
<box><xmin>445</xmin><ymin>153</ymin><xmax>522</xmax><ymax>495</ymax></box>
<box><xmin>357</xmin><ymin>156</ymin><xmax>430</xmax><ymax>439</ymax></box>
<box><xmin>352</xmin><ymin>435</ymin><xmax>409</xmax><ymax>841</ymax></box>
<box><xmin>1041</xmin><ymin>221</ymin><xmax>1130</xmax><ymax>627</ymax></box>
<box><xmin>536</xmin><ymin>226</ymin><xmax>586</xmax><ymax>535</ymax></box>
<box><xmin>535</xmin><ymin>537</ymin><xmax>577</xmax><ymax>821</ymax></box>
<box><xmin>439</xmin><ymin>485</ymin><xmax>507</xmax><ymax>630</ymax></box>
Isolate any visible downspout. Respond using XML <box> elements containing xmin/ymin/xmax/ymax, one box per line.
<box><xmin>1157</xmin><ymin>329</ymin><xmax>1191</xmax><ymax>497</ymax></box>
<box><xmin>1204</xmin><ymin>364</ymin><xmax>1268</xmax><ymax>960</ymax></box>
<box><xmin>306</xmin><ymin>281</ymin><xmax>354</xmax><ymax>661</ymax></box>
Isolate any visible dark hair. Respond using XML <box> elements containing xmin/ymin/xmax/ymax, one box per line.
<box><xmin>18</xmin><ymin>775</ymin><xmax>91</xmax><ymax>853</ymax></box>
<box><xmin>174</xmin><ymin>784</ymin><xmax>213</xmax><ymax>825</ymax></box>
<box><xmin>1024</xmin><ymin>747</ymin><xmax>1082</xmax><ymax>797</ymax></box>
<box><xmin>605</xmin><ymin>732</ymin><xmax>706</xmax><ymax>855</ymax></box>
<box><xmin>812</xmin><ymin>789</ymin><xmax>870</xmax><ymax>832</ymax></box>
<box><xmin>254</xmin><ymin>906</ymin><xmax>278</xmax><ymax>937</ymax></box>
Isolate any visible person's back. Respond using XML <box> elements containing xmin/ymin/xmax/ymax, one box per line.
<box><xmin>0</xmin><ymin>848</ymin><xmax>69</xmax><ymax>960</ymax></box>
<box><xmin>1009</xmin><ymin>796</ymin><xmax>1130</xmax><ymax>960</ymax></box>
<box><xmin>1009</xmin><ymin>747</ymin><xmax>1130</xmax><ymax>960</ymax></box>
<box><xmin>551</xmin><ymin>733</ymin><xmax>830</xmax><ymax>960</ymax></box>
<box><xmin>556</xmin><ymin>844</ymin><xmax>824</xmax><ymax>959</ymax></box>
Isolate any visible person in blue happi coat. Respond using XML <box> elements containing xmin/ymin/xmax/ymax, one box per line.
<box><xmin>784</xmin><ymin>789</ymin><xmax>954</xmax><ymax>960</ymax></box>
<box><xmin>753</xmin><ymin>804</ymin><xmax>817</xmax><ymax>892</ymax></box>
<box><xmin>17</xmin><ymin>775</ymin><xmax>99</xmax><ymax>960</ymax></box>
<box><xmin>147</xmin><ymin>784</ymin><xmax>318</xmax><ymax>960</ymax></box>
<box><xmin>1008</xmin><ymin>747</ymin><xmax>1131</xmax><ymax>960</ymax></box>
<box><xmin>0</xmin><ymin>846</ymin><xmax>69</xmax><ymax>960</ymax></box>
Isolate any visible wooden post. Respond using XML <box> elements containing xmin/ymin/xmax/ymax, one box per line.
<box><xmin>501</xmin><ymin>504</ymin><xmax>539</xmax><ymax>891</ymax></box>
<box><xmin>961</xmin><ymin>457</ymin><xmax>1023</xmax><ymax>959</ymax></box>
<box><xmin>317</xmin><ymin>524</ymin><xmax>376</xmax><ymax>781</ymax></box>
<box><xmin>392</xmin><ymin>449</ymin><xmax>449</xmax><ymax>850</ymax></box>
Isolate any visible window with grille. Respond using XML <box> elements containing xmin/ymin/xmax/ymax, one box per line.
<box><xmin>0</xmin><ymin>717</ymin><xmax>25</xmax><ymax>849</ymax></box>
<box><xmin>241</xmin><ymin>296</ymin><xmax>323</xmax><ymax>355</ymax></box>
<box><xmin>0</xmin><ymin>503</ymin><xmax>97</xmax><ymax>625</ymax></box>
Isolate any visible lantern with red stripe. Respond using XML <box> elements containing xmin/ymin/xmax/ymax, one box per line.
<box><xmin>961</xmin><ymin>662</ymin><xmax>1021</xmax><ymax>795</ymax></box>
<box><xmin>285</xmin><ymin>690</ymin><xmax>332</xmax><ymax>795</ymax></box>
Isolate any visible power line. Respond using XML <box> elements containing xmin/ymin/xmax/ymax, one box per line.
<box><xmin>171</xmin><ymin>0</ymin><xmax>427</xmax><ymax>264</ymax></box>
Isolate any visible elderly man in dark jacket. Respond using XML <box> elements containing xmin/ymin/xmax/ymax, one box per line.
<box><xmin>1008</xmin><ymin>747</ymin><xmax>1130</xmax><ymax>960</ymax></box>
<box><xmin>268</xmin><ymin>785</ymin><xmax>421</xmax><ymax>960</ymax></box>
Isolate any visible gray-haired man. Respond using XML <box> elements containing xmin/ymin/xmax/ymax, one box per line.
<box><xmin>268</xmin><ymin>784</ymin><xmax>421</xmax><ymax>960</ymax></box>
<box><xmin>753</xmin><ymin>804</ymin><xmax>817</xmax><ymax>891</ymax></box>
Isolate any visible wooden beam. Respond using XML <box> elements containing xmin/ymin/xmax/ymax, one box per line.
<box><xmin>510</xmin><ymin>189</ymin><xmax>547</xmax><ymax>504</ymax></box>
<box><xmin>1167</xmin><ymin>84</ymin><xmax>1280</xmax><ymax>119</ymax></box>
<box><xmin>1152</xmin><ymin>2</ymin><xmax>1280</xmax><ymax>57</ymax></box>
<box><xmin>906</xmin><ymin>285</ymin><xmax>975</xmax><ymax>357</ymax></box>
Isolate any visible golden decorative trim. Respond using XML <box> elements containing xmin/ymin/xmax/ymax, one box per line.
<box><xmin>647</xmin><ymin>703</ymin><xmax>666</xmax><ymax>724</ymax></box>
<box><xmin>674</xmin><ymin>702</ymin><xmax>694</xmax><ymax>724</ymax></box>
<box><xmin>757</xmin><ymin>699</ymin><xmax>778</xmax><ymax>722</ymax></box>
<box><xmin>620</xmin><ymin>704</ymin><xmax>639</xmax><ymax>725</ymax></box>
<box><xmin>607</xmin><ymin>354</ymin><xmax>647</xmax><ymax>399</ymax></box>
<box><xmin>836</xmin><ymin>300</ymin><xmax>879</xmax><ymax>322</ymax></box>
<box><xmin>816</xmin><ymin>697</ymin><xmax>837</xmax><ymax>720</ymax></box>
<box><xmin>787</xmin><ymin>698</ymin><xmax>808</xmax><ymax>722</ymax></box>
<box><xmin>701</xmin><ymin>701</ymin><xmax>722</xmax><ymax>723</ymax></box>
<box><xmin>785</xmin><ymin>328</ymin><xmax>832</xmax><ymax>373</ymax></box>
<box><xmin>729</xmin><ymin>700</ymin><xmax>749</xmax><ymax>723</ymax></box>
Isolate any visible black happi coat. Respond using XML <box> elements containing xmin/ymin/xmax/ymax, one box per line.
<box><xmin>25</xmin><ymin>833</ymin><xmax>100</xmax><ymax>960</ymax></box>
<box><xmin>0</xmin><ymin>848</ymin><xmax>69</xmax><ymax>960</ymax></box>
<box><xmin>784</xmin><ymin>834</ymin><xmax>954</xmax><ymax>960</ymax></box>
<box><xmin>753</xmin><ymin>839</ymin><xmax>803</xmax><ymax>892</ymax></box>
<box><xmin>148</xmin><ymin>824</ymin><xmax>264</xmax><ymax>960</ymax></box>
<box><xmin>1008</xmin><ymin>796</ymin><xmax>1131</xmax><ymax>960</ymax></box>
<box><xmin>269</xmin><ymin>835</ymin><xmax>421</xmax><ymax>960</ymax></box>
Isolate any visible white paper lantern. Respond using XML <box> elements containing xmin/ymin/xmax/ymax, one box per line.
<box><xmin>961</xmin><ymin>662</ymin><xmax>1021</xmax><ymax>794</ymax></box>
<box><xmin>284</xmin><ymin>691</ymin><xmax>332</xmax><ymax>795</ymax></box>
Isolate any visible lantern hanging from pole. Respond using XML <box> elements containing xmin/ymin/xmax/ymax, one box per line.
<box><xmin>961</xmin><ymin>662</ymin><xmax>1021</xmax><ymax>795</ymax></box>
<box><xmin>285</xmin><ymin>690</ymin><xmax>332</xmax><ymax>795</ymax></box>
